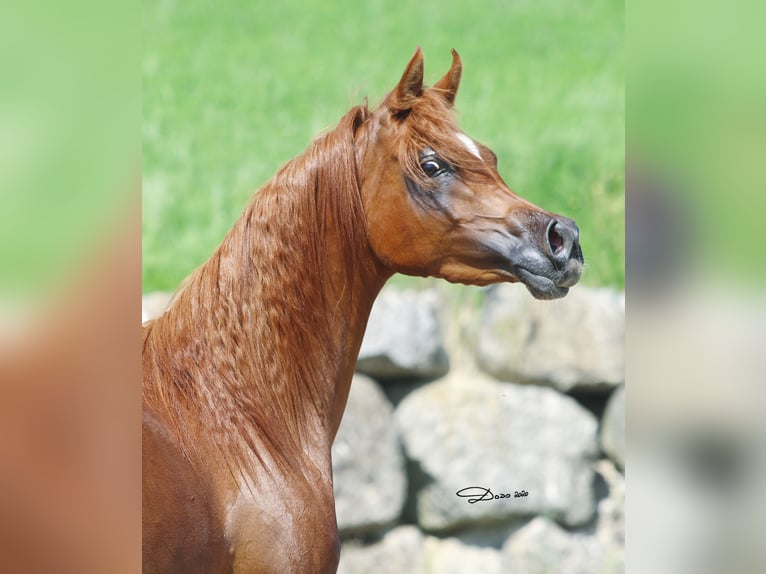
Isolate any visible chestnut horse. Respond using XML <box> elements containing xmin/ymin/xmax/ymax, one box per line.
<box><xmin>142</xmin><ymin>48</ymin><xmax>583</xmax><ymax>573</ymax></box>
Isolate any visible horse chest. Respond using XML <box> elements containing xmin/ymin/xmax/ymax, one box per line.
<box><xmin>226</xmin><ymin>472</ymin><xmax>340</xmax><ymax>574</ymax></box>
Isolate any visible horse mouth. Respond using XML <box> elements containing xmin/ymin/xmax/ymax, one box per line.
<box><xmin>513</xmin><ymin>266</ymin><xmax>578</xmax><ymax>300</ymax></box>
<box><xmin>499</xmin><ymin>242</ymin><xmax>584</xmax><ymax>300</ymax></box>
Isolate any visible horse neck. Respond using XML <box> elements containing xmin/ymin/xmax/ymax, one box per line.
<box><xmin>144</xmin><ymin>129</ymin><xmax>390</xmax><ymax>474</ymax></box>
<box><xmin>219</xmin><ymin>187</ymin><xmax>387</xmax><ymax>433</ymax></box>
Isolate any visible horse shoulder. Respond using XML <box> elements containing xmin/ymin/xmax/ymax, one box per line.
<box><xmin>142</xmin><ymin>409</ymin><xmax>233</xmax><ymax>574</ymax></box>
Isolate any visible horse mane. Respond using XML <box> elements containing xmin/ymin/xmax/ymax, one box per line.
<box><xmin>143</xmin><ymin>104</ymin><xmax>375</xmax><ymax>478</ymax></box>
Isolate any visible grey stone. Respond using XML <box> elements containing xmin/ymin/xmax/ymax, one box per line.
<box><xmin>600</xmin><ymin>386</ymin><xmax>625</xmax><ymax>468</ymax></box>
<box><xmin>141</xmin><ymin>291</ymin><xmax>172</xmax><ymax>323</ymax></box>
<box><xmin>476</xmin><ymin>285</ymin><xmax>624</xmax><ymax>392</ymax></box>
<box><xmin>593</xmin><ymin>459</ymin><xmax>624</xmax><ymax>549</ymax></box>
<box><xmin>502</xmin><ymin>516</ymin><xmax>623</xmax><ymax>574</ymax></box>
<box><xmin>338</xmin><ymin>526</ymin><xmax>425</xmax><ymax>574</ymax></box>
<box><xmin>422</xmin><ymin>535</ymin><xmax>503</xmax><ymax>574</ymax></box>
<box><xmin>332</xmin><ymin>374</ymin><xmax>406</xmax><ymax>536</ymax></box>
<box><xmin>395</xmin><ymin>374</ymin><xmax>599</xmax><ymax>532</ymax></box>
<box><xmin>356</xmin><ymin>287</ymin><xmax>449</xmax><ymax>380</ymax></box>
<box><xmin>339</xmin><ymin>528</ymin><xmax>506</xmax><ymax>574</ymax></box>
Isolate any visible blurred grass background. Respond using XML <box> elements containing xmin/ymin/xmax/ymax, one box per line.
<box><xmin>142</xmin><ymin>0</ymin><xmax>624</xmax><ymax>292</ymax></box>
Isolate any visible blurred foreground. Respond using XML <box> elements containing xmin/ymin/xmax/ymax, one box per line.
<box><xmin>0</xmin><ymin>1</ymin><xmax>141</xmax><ymax>572</ymax></box>
<box><xmin>0</xmin><ymin>208</ymin><xmax>141</xmax><ymax>573</ymax></box>
<box><xmin>629</xmin><ymin>1</ymin><xmax>766</xmax><ymax>572</ymax></box>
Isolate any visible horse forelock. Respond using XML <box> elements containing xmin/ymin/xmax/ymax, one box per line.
<box><xmin>383</xmin><ymin>88</ymin><xmax>494</xmax><ymax>189</ymax></box>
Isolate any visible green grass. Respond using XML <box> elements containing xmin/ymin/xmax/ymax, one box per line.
<box><xmin>143</xmin><ymin>0</ymin><xmax>624</xmax><ymax>292</ymax></box>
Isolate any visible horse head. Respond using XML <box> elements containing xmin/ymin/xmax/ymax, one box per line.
<box><xmin>356</xmin><ymin>48</ymin><xmax>584</xmax><ymax>299</ymax></box>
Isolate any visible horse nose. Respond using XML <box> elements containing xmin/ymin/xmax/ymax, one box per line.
<box><xmin>546</xmin><ymin>217</ymin><xmax>583</xmax><ymax>265</ymax></box>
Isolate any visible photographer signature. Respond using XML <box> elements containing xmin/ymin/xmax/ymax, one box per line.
<box><xmin>455</xmin><ymin>486</ymin><xmax>529</xmax><ymax>504</ymax></box>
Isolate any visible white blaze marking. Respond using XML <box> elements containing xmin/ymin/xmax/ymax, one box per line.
<box><xmin>456</xmin><ymin>132</ymin><xmax>482</xmax><ymax>159</ymax></box>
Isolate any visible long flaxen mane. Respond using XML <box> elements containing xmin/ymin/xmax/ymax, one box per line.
<box><xmin>143</xmin><ymin>104</ymin><xmax>374</xmax><ymax>477</ymax></box>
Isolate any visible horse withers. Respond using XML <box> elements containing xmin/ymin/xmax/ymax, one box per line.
<box><xmin>142</xmin><ymin>48</ymin><xmax>583</xmax><ymax>574</ymax></box>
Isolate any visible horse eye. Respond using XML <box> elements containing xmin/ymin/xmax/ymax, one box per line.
<box><xmin>421</xmin><ymin>158</ymin><xmax>444</xmax><ymax>177</ymax></box>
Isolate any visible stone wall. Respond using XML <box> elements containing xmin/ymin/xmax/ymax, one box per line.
<box><xmin>335</xmin><ymin>284</ymin><xmax>624</xmax><ymax>574</ymax></box>
<box><xmin>142</xmin><ymin>284</ymin><xmax>625</xmax><ymax>573</ymax></box>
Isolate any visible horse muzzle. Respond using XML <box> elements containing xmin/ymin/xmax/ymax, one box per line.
<box><xmin>503</xmin><ymin>214</ymin><xmax>584</xmax><ymax>300</ymax></box>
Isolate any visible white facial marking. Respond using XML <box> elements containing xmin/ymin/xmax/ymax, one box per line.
<box><xmin>456</xmin><ymin>132</ymin><xmax>482</xmax><ymax>160</ymax></box>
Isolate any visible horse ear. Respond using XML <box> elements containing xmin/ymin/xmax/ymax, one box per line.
<box><xmin>432</xmin><ymin>49</ymin><xmax>462</xmax><ymax>106</ymax></box>
<box><xmin>394</xmin><ymin>47</ymin><xmax>425</xmax><ymax>106</ymax></box>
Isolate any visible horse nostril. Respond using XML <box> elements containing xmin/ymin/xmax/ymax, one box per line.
<box><xmin>546</xmin><ymin>217</ymin><xmax>581</xmax><ymax>263</ymax></box>
<box><xmin>547</xmin><ymin>224</ymin><xmax>564</xmax><ymax>255</ymax></box>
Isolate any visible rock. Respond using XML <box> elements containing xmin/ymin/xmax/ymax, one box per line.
<box><xmin>395</xmin><ymin>374</ymin><xmax>599</xmax><ymax>532</ymax></box>
<box><xmin>502</xmin><ymin>516</ymin><xmax>623</xmax><ymax>574</ymax></box>
<box><xmin>339</xmin><ymin>527</ymin><xmax>505</xmax><ymax>574</ymax></box>
<box><xmin>476</xmin><ymin>285</ymin><xmax>624</xmax><ymax>392</ymax></box>
<box><xmin>600</xmin><ymin>386</ymin><xmax>625</xmax><ymax>468</ymax></box>
<box><xmin>422</xmin><ymin>536</ymin><xmax>503</xmax><ymax>574</ymax></box>
<box><xmin>593</xmin><ymin>459</ymin><xmax>624</xmax><ymax>550</ymax></box>
<box><xmin>332</xmin><ymin>375</ymin><xmax>406</xmax><ymax>536</ymax></box>
<box><xmin>356</xmin><ymin>287</ymin><xmax>449</xmax><ymax>381</ymax></box>
<box><xmin>141</xmin><ymin>291</ymin><xmax>172</xmax><ymax>323</ymax></box>
<box><xmin>338</xmin><ymin>526</ymin><xmax>425</xmax><ymax>574</ymax></box>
